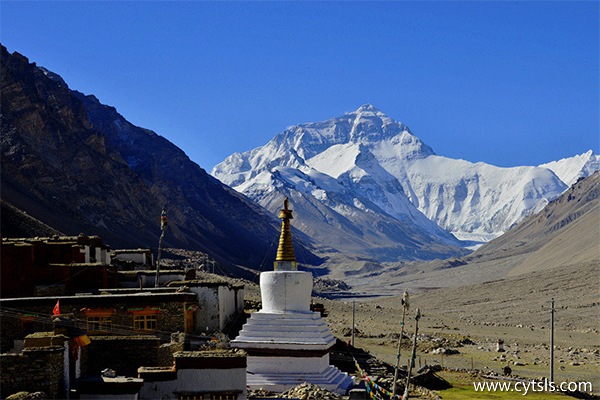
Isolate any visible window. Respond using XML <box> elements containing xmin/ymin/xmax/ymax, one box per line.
<box><xmin>133</xmin><ymin>314</ymin><xmax>157</xmax><ymax>331</ymax></box>
<box><xmin>86</xmin><ymin>315</ymin><xmax>112</xmax><ymax>333</ymax></box>
<box><xmin>211</xmin><ymin>394</ymin><xmax>237</xmax><ymax>400</ymax></box>
<box><xmin>178</xmin><ymin>394</ymin><xmax>237</xmax><ymax>400</ymax></box>
<box><xmin>81</xmin><ymin>308</ymin><xmax>115</xmax><ymax>334</ymax></box>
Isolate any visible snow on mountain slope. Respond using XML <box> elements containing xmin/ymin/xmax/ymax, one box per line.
<box><xmin>212</xmin><ymin>104</ymin><xmax>591</xmax><ymax>257</ymax></box>
<box><xmin>214</xmin><ymin>106</ymin><xmax>464</xmax><ymax>261</ymax></box>
<box><xmin>539</xmin><ymin>150</ymin><xmax>600</xmax><ymax>187</ymax></box>
<box><xmin>393</xmin><ymin>156</ymin><xmax>567</xmax><ymax>242</ymax></box>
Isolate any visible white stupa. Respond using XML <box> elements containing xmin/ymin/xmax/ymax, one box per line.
<box><xmin>231</xmin><ymin>199</ymin><xmax>353</xmax><ymax>394</ymax></box>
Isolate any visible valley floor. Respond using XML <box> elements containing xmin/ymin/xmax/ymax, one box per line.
<box><xmin>316</xmin><ymin>260</ymin><xmax>600</xmax><ymax>397</ymax></box>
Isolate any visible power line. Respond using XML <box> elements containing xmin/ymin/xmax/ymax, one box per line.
<box><xmin>0</xmin><ymin>306</ymin><xmax>218</xmax><ymax>341</ymax></box>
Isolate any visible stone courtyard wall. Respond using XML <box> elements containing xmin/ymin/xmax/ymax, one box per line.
<box><xmin>0</xmin><ymin>346</ymin><xmax>65</xmax><ymax>399</ymax></box>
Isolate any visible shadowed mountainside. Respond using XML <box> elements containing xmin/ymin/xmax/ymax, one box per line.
<box><xmin>0</xmin><ymin>45</ymin><xmax>323</xmax><ymax>270</ymax></box>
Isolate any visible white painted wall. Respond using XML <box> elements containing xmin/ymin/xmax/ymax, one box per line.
<box><xmin>139</xmin><ymin>368</ymin><xmax>246</xmax><ymax>400</ymax></box>
<box><xmin>189</xmin><ymin>286</ymin><xmax>220</xmax><ymax>331</ymax></box>
<box><xmin>95</xmin><ymin>247</ymin><xmax>110</xmax><ymax>265</ymax></box>
<box><xmin>113</xmin><ymin>253</ymin><xmax>147</xmax><ymax>264</ymax></box>
<box><xmin>139</xmin><ymin>273</ymin><xmax>185</xmax><ymax>288</ymax></box>
<box><xmin>80</xmin><ymin>394</ymin><xmax>138</xmax><ymax>400</ymax></box>
<box><xmin>64</xmin><ymin>341</ymin><xmax>70</xmax><ymax>399</ymax></box>
<box><xmin>83</xmin><ymin>246</ymin><xmax>91</xmax><ymax>264</ymax></box>
<box><xmin>260</xmin><ymin>271</ymin><xmax>312</xmax><ymax>313</ymax></box>
<box><xmin>236</xmin><ymin>288</ymin><xmax>244</xmax><ymax>314</ymax></box>
<box><xmin>247</xmin><ymin>354</ymin><xmax>330</xmax><ymax>374</ymax></box>
<box><xmin>75</xmin><ymin>347</ymin><xmax>81</xmax><ymax>379</ymax></box>
<box><xmin>218</xmin><ymin>286</ymin><xmax>238</xmax><ymax>330</ymax></box>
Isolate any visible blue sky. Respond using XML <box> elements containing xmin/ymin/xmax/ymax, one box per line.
<box><xmin>2</xmin><ymin>1</ymin><xmax>598</xmax><ymax>170</ymax></box>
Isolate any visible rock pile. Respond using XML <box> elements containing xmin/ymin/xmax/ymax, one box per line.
<box><xmin>313</xmin><ymin>278</ymin><xmax>351</xmax><ymax>293</ymax></box>
<box><xmin>247</xmin><ymin>388</ymin><xmax>275</xmax><ymax>397</ymax></box>
<box><xmin>5</xmin><ymin>393</ymin><xmax>47</xmax><ymax>400</ymax></box>
<box><xmin>280</xmin><ymin>382</ymin><xmax>342</xmax><ymax>400</ymax></box>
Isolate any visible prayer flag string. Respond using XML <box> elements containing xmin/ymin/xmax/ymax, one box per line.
<box><xmin>352</xmin><ymin>349</ymin><xmax>400</xmax><ymax>399</ymax></box>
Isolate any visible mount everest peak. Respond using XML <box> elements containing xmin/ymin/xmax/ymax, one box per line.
<box><xmin>212</xmin><ymin>106</ymin><xmax>598</xmax><ymax>261</ymax></box>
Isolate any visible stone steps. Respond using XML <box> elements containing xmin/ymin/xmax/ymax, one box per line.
<box><xmin>246</xmin><ymin>365</ymin><xmax>355</xmax><ymax>395</ymax></box>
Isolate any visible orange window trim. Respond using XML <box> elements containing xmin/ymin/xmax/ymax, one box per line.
<box><xmin>82</xmin><ymin>308</ymin><xmax>115</xmax><ymax>317</ymax></box>
<box><xmin>130</xmin><ymin>309</ymin><xmax>160</xmax><ymax>315</ymax></box>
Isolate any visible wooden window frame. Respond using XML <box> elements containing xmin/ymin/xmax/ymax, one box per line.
<box><xmin>86</xmin><ymin>315</ymin><xmax>112</xmax><ymax>333</ymax></box>
<box><xmin>81</xmin><ymin>308</ymin><xmax>115</xmax><ymax>334</ymax></box>
<box><xmin>132</xmin><ymin>313</ymin><xmax>158</xmax><ymax>332</ymax></box>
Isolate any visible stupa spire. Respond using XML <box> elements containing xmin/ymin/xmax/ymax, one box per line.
<box><xmin>274</xmin><ymin>198</ymin><xmax>297</xmax><ymax>271</ymax></box>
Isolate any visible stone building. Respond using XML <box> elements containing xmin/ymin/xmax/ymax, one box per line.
<box><xmin>167</xmin><ymin>279</ymin><xmax>244</xmax><ymax>332</ymax></box>
<box><xmin>1</xmin><ymin>234</ymin><xmax>114</xmax><ymax>297</ymax></box>
<box><xmin>1</xmin><ymin>329</ymin><xmax>247</xmax><ymax>400</ymax></box>
<box><xmin>0</xmin><ymin>290</ymin><xmax>199</xmax><ymax>353</ymax></box>
<box><xmin>1</xmin><ymin>235</ymin><xmax>249</xmax><ymax>398</ymax></box>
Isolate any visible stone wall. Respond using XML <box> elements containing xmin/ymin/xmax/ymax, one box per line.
<box><xmin>0</xmin><ymin>346</ymin><xmax>65</xmax><ymax>399</ymax></box>
<box><xmin>157</xmin><ymin>333</ymin><xmax>186</xmax><ymax>367</ymax></box>
<box><xmin>0</xmin><ymin>292</ymin><xmax>198</xmax><ymax>352</ymax></box>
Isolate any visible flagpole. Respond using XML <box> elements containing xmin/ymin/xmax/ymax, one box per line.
<box><xmin>403</xmin><ymin>308</ymin><xmax>421</xmax><ymax>400</ymax></box>
<box><xmin>155</xmin><ymin>207</ymin><xmax>167</xmax><ymax>288</ymax></box>
<box><xmin>351</xmin><ymin>300</ymin><xmax>356</xmax><ymax>347</ymax></box>
<box><xmin>392</xmin><ymin>290</ymin><xmax>409</xmax><ymax>398</ymax></box>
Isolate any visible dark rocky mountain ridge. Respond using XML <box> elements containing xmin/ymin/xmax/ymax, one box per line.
<box><xmin>0</xmin><ymin>45</ymin><xmax>322</xmax><ymax>270</ymax></box>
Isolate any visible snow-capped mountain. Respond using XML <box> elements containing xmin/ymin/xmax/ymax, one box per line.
<box><xmin>213</xmin><ymin>105</ymin><xmax>465</xmax><ymax>261</ymax></box>
<box><xmin>539</xmin><ymin>150</ymin><xmax>600</xmax><ymax>187</ymax></box>
<box><xmin>212</xmin><ymin>105</ymin><xmax>596</xmax><ymax>257</ymax></box>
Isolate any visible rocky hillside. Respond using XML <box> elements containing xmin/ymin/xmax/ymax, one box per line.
<box><xmin>474</xmin><ymin>171</ymin><xmax>600</xmax><ymax>277</ymax></box>
<box><xmin>0</xmin><ymin>45</ymin><xmax>322</xmax><ymax>270</ymax></box>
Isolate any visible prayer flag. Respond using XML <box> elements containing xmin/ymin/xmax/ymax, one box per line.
<box><xmin>53</xmin><ymin>300</ymin><xmax>60</xmax><ymax>316</ymax></box>
<box><xmin>75</xmin><ymin>335</ymin><xmax>91</xmax><ymax>346</ymax></box>
<box><xmin>161</xmin><ymin>208</ymin><xmax>167</xmax><ymax>229</ymax></box>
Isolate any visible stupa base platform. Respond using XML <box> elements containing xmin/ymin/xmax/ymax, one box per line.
<box><xmin>246</xmin><ymin>365</ymin><xmax>354</xmax><ymax>394</ymax></box>
<box><xmin>231</xmin><ymin>311</ymin><xmax>336</xmax><ymax>350</ymax></box>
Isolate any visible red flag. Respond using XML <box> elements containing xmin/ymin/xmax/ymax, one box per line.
<box><xmin>53</xmin><ymin>300</ymin><xmax>60</xmax><ymax>316</ymax></box>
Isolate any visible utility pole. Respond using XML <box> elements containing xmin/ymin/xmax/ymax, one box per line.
<box><xmin>392</xmin><ymin>291</ymin><xmax>409</xmax><ymax>398</ymax></box>
<box><xmin>403</xmin><ymin>308</ymin><xmax>421</xmax><ymax>400</ymax></box>
<box><xmin>155</xmin><ymin>207</ymin><xmax>167</xmax><ymax>288</ymax></box>
<box><xmin>550</xmin><ymin>298</ymin><xmax>555</xmax><ymax>383</ymax></box>
<box><xmin>351</xmin><ymin>300</ymin><xmax>356</xmax><ymax>347</ymax></box>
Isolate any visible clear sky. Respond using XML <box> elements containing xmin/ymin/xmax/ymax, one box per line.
<box><xmin>1</xmin><ymin>1</ymin><xmax>598</xmax><ymax>170</ymax></box>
